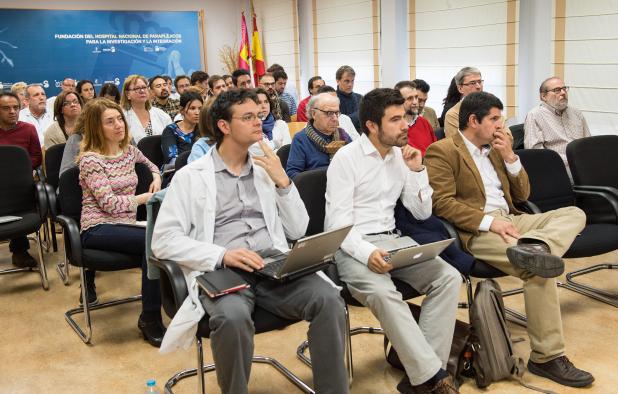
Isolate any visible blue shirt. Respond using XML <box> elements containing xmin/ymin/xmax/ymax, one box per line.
<box><xmin>286</xmin><ymin>127</ymin><xmax>350</xmax><ymax>179</ymax></box>
<box><xmin>187</xmin><ymin>137</ymin><xmax>214</xmax><ymax>164</ymax></box>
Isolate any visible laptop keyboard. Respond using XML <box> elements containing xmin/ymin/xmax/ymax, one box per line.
<box><xmin>260</xmin><ymin>259</ymin><xmax>286</xmax><ymax>276</ymax></box>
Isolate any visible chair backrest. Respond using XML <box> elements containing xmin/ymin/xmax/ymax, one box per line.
<box><xmin>44</xmin><ymin>143</ymin><xmax>66</xmax><ymax>190</ymax></box>
<box><xmin>276</xmin><ymin>144</ymin><xmax>291</xmax><ymax>170</ymax></box>
<box><xmin>0</xmin><ymin>146</ymin><xmax>36</xmax><ymax>216</ymax></box>
<box><xmin>137</xmin><ymin>135</ymin><xmax>164</xmax><ymax>169</ymax></box>
<box><xmin>517</xmin><ymin>149</ymin><xmax>574</xmax><ymax>212</ymax></box>
<box><xmin>434</xmin><ymin>127</ymin><xmax>445</xmax><ymax>140</ymax></box>
<box><xmin>510</xmin><ymin>123</ymin><xmax>525</xmax><ymax>150</ymax></box>
<box><xmin>287</xmin><ymin>122</ymin><xmax>307</xmax><ymax>138</ymax></box>
<box><xmin>567</xmin><ymin>135</ymin><xmax>618</xmax><ymax>188</ymax></box>
<box><xmin>175</xmin><ymin>150</ymin><xmax>191</xmax><ymax>172</ymax></box>
<box><xmin>293</xmin><ymin>167</ymin><xmax>328</xmax><ymax>236</ymax></box>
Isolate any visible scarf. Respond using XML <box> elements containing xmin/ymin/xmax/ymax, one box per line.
<box><xmin>305</xmin><ymin>121</ymin><xmax>348</xmax><ymax>159</ymax></box>
<box><xmin>269</xmin><ymin>93</ymin><xmax>283</xmax><ymax>120</ymax></box>
<box><xmin>261</xmin><ymin>113</ymin><xmax>276</xmax><ymax>140</ymax></box>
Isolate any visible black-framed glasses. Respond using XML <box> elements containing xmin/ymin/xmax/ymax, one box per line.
<box><xmin>129</xmin><ymin>86</ymin><xmax>148</xmax><ymax>92</ymax></box>
<box><xmin>314</xmin><ymin>108</ymin><xmax>340</xmax><ymax>118</ymax></box>
<box><xmin>545</xmin><ymin>86</ymin><xmax>569</xmax><ymax>94</ymax></box>
<box><xmin>62</xmin><ymin>100</ymin><xmax>80</xmax><ymax>107</ymax></box>
<box><xmin>460</xmin><ymin>79</ymin><xmax>484</xmax><ymax>87</ymax></box>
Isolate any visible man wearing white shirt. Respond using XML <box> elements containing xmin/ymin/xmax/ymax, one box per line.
<box><xmin>325</xmin><ymin>88</ymin><xmax>461</xmax><ymax>394</ymax></box>
<box><xmin>19</xmin><ymin>84</ymin><xmax>53</xmax><ymax>146</ymax></box>
<box><xmin>425</xmin><ymin>92</ymin><xmax>594</xmax><ymax>388</ymax></box>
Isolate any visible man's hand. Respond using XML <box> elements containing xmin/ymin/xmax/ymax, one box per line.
<box><xmin>149</xmin><ymin>172</ymin><xmax>162</xmax><ymax>193</ymax></box>
<box><xmin>222</xmin><ymin>248</ymin><xmax>264</xmax><ymax>272</ymax></box>
<box><xmin>401</xmin><ymin>145</ymin><xmax>424</xmax><ymax>172</ymax></box>
<box><xmin>252</xmin><ymin>140</ymin><xmax>290</xmax><ymax>188</ymax></box>
<box><xmin>489</xmin><ymin>218</ymin><xmax>521</xmax><ymax>243</ymax></box>
<box><xmin>491</xmin><ymin>128</ymin><xmax>517</xmax><ymax>164</ymax></box>
<box><xmin>367</xmin><ymin>249</ymin><xmax>393</xmax><ymax>273</ymax></box>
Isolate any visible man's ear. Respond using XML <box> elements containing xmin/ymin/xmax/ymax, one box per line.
<box><xmin>365</xmin><ymin>119</ymin><xmax>379</xmax><ymax>136</ymax></box>
<box><xmin>217</xmin><ymin>119</ymin><xmax>231</xmax><ymax>136</ymax></box>
<box><xmin>468</xmin><ymin>113</ymin><xmax>478</xmax><ymax>128</ymax></box>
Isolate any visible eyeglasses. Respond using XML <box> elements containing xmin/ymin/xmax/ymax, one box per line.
<box><xmin>261</xmin><ymin>82</ymin><xmax>275</xmax><ymax>88</ymax></box>
<box><xmin>314</xmin><ymin>108</ymin><xmax>340</xmax><ymax>118</ymax></box>
<box><xmin>545</xmin><ymin>86</ymin><xmax>569</xmax><ymax>94</ymax></box>
<box><xmin>232</xmin><ymin>113</ymin><xmax>260</xmax><ymax>123</ymax></box>
<box><xmin>62</xmin><ymin>100</ymin><xmax>80</xmax><ymax>107</ymax></box>
<box><xmin>129</xmin><ymin>86</ymin><xmax>148</xmax><ymax>92</ymax></box>
<box><xmin>460</xmin><ymin>79</ymin><xmax>484</xmax><ymax>87</ymax></box>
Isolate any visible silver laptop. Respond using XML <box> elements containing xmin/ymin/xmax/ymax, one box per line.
<box><xmin>255</xmin><ymin>225</ymin><xmax>353</xmax><ymax>282</ymax></box>
<box><xmin>374</xmin><ymin>237</ymin><xmax>455</xmax><ymax>269</ymax></box>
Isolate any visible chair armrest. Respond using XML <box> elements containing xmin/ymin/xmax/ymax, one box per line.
<box><xmin>515</xmin><ymin>200</ymin><xmax>541</xmax><ymax>214</ymax></box>
<box><xmin>573</xmin><ymin>187</ymin><xmax>618</xmax><ymax>224</ymax></box>
<box><xmin>574</xmin><ymin>185</ymin><xmax>618</xmax><ymax>200</ymax></box>
<box><xmin>44</xmin><ymin>183</ymin><xmax>58</xmax><ymax>219</ymax></box>
<box><xmin>435</xmin><ymin>216</ymin><xmax>463</xmax><ymax>250</ymax></box>
<box><xmin>35</xmin><ymin>167</ymin><xmax>46</xmax><ymax>183</ymax></box>
<box><xmin>150</xmin><ymin>257</ymin><xmax>189</xmax><ymax>311</ymax></box>
<box><xmin>35</xmin><ymin>181</ymin><xmax>48</xmax><ymax>221</ymax></box>
<box><xmin>56</xmin><ymin>214</ymin><xmax>83</xmax><ymax>267</ymax></box>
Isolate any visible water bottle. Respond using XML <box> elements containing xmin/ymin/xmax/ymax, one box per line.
<box><xmin>145</xmin><ymin>379</ymin><xmax>162</xmax><ymax>394</ymax></box>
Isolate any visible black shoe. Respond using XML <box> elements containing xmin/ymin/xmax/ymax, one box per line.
<box><xmin>506</xmin><ymin>242</ymin><xmax>564</xmax><ymax>278</ymax></box>
<box><xmin>138</xmin><ymin>316</ymin><xmax>166</xmax><ymax>348</ymax></box>
<box><xmin>79</xmin><ymin>270</ymin><xmax>99</xmax><ymax>306</ymax></box>
<box><xmin>12</xmin><ymin>251</ymin><xmax>37</xmax><ymax>268</ymax></box>
<box><xmin>528</xmin><ymin>356</ymin><xmax>594</xmax><ymax>388</ymax></box>
<box><xmin>397</xmin><ymin>375</ymin><xmax>416</xmax><ymax>394</ymax></box>
<box><xmin>397</xmin><ymin>374</ymin><xmax>459</xmax><ymax>394</ymax></box>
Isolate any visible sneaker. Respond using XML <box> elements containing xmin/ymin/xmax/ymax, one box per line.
<box><xmin>506</xmin><ymin>242</ymin><xmax>564</xmax><ymax>278</ymax></box>
<box><xmin>397</xmin><ymin>374</ymin><xmax>459</xmax><ymax>394</ymax></box>
<box><xmin>12</xmin><ymin>251</ymin><xmax>37</xmax><ymax>268</ymax></box>
<box><xmin>79</xmin><ymin>270</ymin><xmax>99</xmax><ymax>306</ymax></box>
<box><xmin>431</xmin><ymin>375</ymin><xmax>459</xmax><ymax>394</ymax></box>
<box><xmin>528</xmin><ymin>356</ymin><xmax>594</xmax><ymax>388</ymax></box>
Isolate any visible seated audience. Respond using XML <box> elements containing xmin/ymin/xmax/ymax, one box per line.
<box><xmin>0</xmin><ymin>92</ymin><xmax>42</xmax><ymax>268</ymax></box>
<box><xmin>413</xmin><ymin>79</ymin><xmax>439</xmax><ymax>129</ymax></box>
<box><xmin>121</xmin><ymin>74</ymin><xmax>172</xmax><ymax>143</ymax></box>
<box><xmin>77</xmin><ymin>98</ymin><xmax>164</xmax><ymax>346</ymax></box>
<box><xmin>297</xmin><ymin>75</ymin><xmax>325</xmax><ymax>122</ymax></box>
<box><xmin>190</xmin><ymin>70</ymin><xmax>209</xmax><ymax>92</ymax></box>
<box><xmin>150</xmin><ymin>75</ymin><xmax>180</xmax><ymax>119</ymax></box>
<box><xmin>163</xmin><ymin>75</ymin><xmax>175</xmax><ymax>99</ymax></box>
<box><xmin>336</xmin><ymin>65</ymin><xmax>362</xmax><ymax>130</ymax></box>
<box><xmin>222</xmin><ymin>74</ymin><xmax>234</xmax><ymax>89</ymax></box>
<box><xmin>46</xmin><ymin>77</ymin><xmax>76</xmax><ymax>114</ymax></box>
<box><xmin>232</xmin><ymin>69</ymin><xmax>253</xmax><ymax>89</ymax></box>
<box><xmin>273</xmin><ymin>69</ymin><xmax>297</xmax><ymax>116</ymax></box>
<box><xmin>425</xmin><ymin>91</ymin><xmax>594</xmax><ymax>389</ymax></box>
<box><xmin>249</xmin><ymin>88</ymin><xmax>291</xmax><ymax>156</ymax></box>
<box><xmin>186</xmin><ymin>104</ymin><xmax>216</xmax><ymax>164</ymax></box>
<box><xmin>325</xmin><ymin>88</ymin><xmax>461</xmax><ymax>393</ymax></box>
<box><xmin>99</xmin><ymin>83</ymin><xmax>121</xmax><ymax>104</ymax></box>
<box><xmin>18</xmin><ymin>83</ymin><xmax>53</xmax><ymax>146</ymax></box>
<box><xmin>151</xmin><ymin>89</ymin><xmax>349</xmax><ymax>394</ymax></box>
<box><xmin>207</xmin><ymin>75</ymin><xmax>228</xmax><ymax>98</ymax></box>
<box><xmin>394</xmin><ymin>80</ymin><xmax>436</xmax><ymax>156</ymax></box>
<box><xmin>173</xmin><ymin>75</ymin><xmax>191</xmax><ymax>99</ymax></box>
<box><xmin>286</xmin><ymin>92</ymin><xmax>352</xmax><ymax>179</ymax></box>
<box><xmin>161</xmin><ymin>92</ymin><xmax>203</xmax><ymax>167</ymax></box>
<box><xmin>317</xmin><ymin>85</ymin><xmax>360</xmax><ymax>140</ymax></box>
<box><xmin>524</xmin><ymin>77</ymin><xmax>590</xmax><ymax>173</ymax></box>
<box><xmin>258</xmin><ymin>73</ymin><xmax>291</xmax><ymax>122</ymax></box>
<box><xmin>76</xmin><ymin>80</ymin><xmax>97</xmax><ymax>104</ymax></box>
<box><xmin>44</xmin><ymin>90</ymin><xmax>83</xmax><ymax>147</ymax></box>
<box><xmin>11</xmin><ymin>82</ymin><xmax>29</xmax><ymax>109</ymax></box>
<box><xmin>438</xmin><ymin>78</ymin><xmax>461</xmax><ymax>128</ymax></box>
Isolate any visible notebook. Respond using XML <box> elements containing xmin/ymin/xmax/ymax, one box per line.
<box><xmin>374</xmin><ymin>237</ymin><xmax>455</xmax><ymax>270</ymax></box>
<box><xmin>196</xmin><ymin>269</ymin><xmax>250</xmax><ymax>298</ymax></box>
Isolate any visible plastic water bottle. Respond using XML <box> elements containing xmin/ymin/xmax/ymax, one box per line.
<box><xmin>145</xmin><ymin>379</ymin><xmax>162</xmax><ymax>393</ymax></box>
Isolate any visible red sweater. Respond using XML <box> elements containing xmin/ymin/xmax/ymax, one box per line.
<box><xmin>0</xmin><ymin>121</ymin><xmax>42</xmax><ymax>168</ymax></box>
<box><xmin>407</xmin><ymin>116</ymin><xmax>437</xmax><ymax>157</ymax></box>
<box><xmin>296</xmin><ymin>96</ymin><xmax>311</xmax><ymax>122</ymax></box>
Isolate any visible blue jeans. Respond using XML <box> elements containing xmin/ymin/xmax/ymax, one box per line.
<box><xmin>81</xmin><ymin>224</ymin><xmax>161</xmax><ymax>315</ymax></box>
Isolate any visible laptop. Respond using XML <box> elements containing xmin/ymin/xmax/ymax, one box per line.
<box><xmin>374</xmin><ymin>237</ymin><xmax>455</xmax><ymax>270</ymax></box>
<box><xmin>255</xmin><ymin>225</ymin><xmax>353</xmax><ymax>282</ymax></box>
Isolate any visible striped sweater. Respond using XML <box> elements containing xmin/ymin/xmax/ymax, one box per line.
<box><xmin>79</xmin><ymin>145</ymin><xmax>158</xmax><ymax>232</ymax></box>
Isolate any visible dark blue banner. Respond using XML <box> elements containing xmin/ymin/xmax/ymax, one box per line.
<box><xmin>0</xmin><ymin>9</ymin><xmax>201</xmax><ymax>95</ymax></box>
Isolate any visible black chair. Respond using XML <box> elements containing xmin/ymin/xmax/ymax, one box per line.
<box><xmin>148</xmin><ymin>202</ymin><xmax>317</xmax><ymax>394</ymax></box>
<box><xmin>510</xmin><ymin>123</ymin><xmax>525</xmax><ymax>150</ymax></box>
<box><xmin>137</xmin><ymin>135</ymin><xmax>164</xmax><ymax>169</ymax></box>
<box><xmin>276</xmin><ymin>144</ymin><xmax>291</xmax><ymax>169</ymax></box>
<box><xmin>292</xmin><ymin>168</ymin><xmax>421</xmax><ymax>380</ymax></box>
<box><xmin>56</xmin><ymin>163</ymin><xmax>153</xmax><ymax>344</ymax></box>
<box><xmin>519</xmin><ymin>148</ymin><xmax>618</xmax><ymax>307</ymax></box>
<box><xmin>0</xmin><ymin>146</ymin><xmax>49</xmax><ymax>290</ymax></box>
<box><xmin>174</xmin><ymin>150</ymin><xmax>191</xmax><ymax>172</ymax></box>
<box><xmin>434</xmin><ymin>127</ymin><xmax>445</xmax><ymax>140</ymax></box>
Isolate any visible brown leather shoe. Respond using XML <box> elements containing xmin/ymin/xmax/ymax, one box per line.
<box><xmin>506</xmin><ymin>242</ymin><xmax>564</xmax><ymax>278</ymax></box>
<box><xmin>397</xmin><ymin>374</ymin><xmax>459</xmax><ymax>394</ymax></box>
<box><xmin>528</xmin><ymin>356</ymin><xmax>594</xmax><ymax>388</ymax></box>
<box><xmin>431</xmin><ymin>375</ymin><xmax>459</xmax><ymax>394</ymax></box>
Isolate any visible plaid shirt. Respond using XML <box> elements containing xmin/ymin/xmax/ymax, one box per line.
<box><xmin>152</xmin><ymin>98</ymin><xmax>181</xmax><ymax>120</ymax></box>
<box><xmin>280</xmin><ymin>92</ymin><xmax>297</xmax><ymax>115</ymax></box>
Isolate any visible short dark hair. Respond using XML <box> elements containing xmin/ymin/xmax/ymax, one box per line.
<box><xmin>174</xmin><ymin>75</ymin><xmax>190</xmax><ymax>90</ymax></box>
<box><xmin>232</xmin><ymin>69</ymin><xmax>251</xmax><ymax>86</ymax></box>
<box><xmin>273</xmin><ymin>70</ymin><xmax>288</xmax><ymax>82</ymax></box>
<box><xmin>191</xmin><ymin>71</ymin><xmax>209</xmax><ymax>86</ymax></box>
<box><xmin>54</xmin><ymin>91</ymin><xmax>83</xmax><ymax>132</ymax></box>
<box><xmin>459</xmin><ymin>91</ymin><xmax>503</xmax><ymax>130</ymax></box>
<box><xmin>0</xmin><ymin>91</ymin><xmax>21</xmax><ymax>103</ymax></box>
<box><xmin>267</xmin><ymin>64</ymin><xmax>284</xmax><ymax>73</ymax></box>
<box><xmin>148</xmin><ymin>75</ymin><xmax>167</xmax><ymax>88</ymax></box>
<box><xmin>412</xmin><ymin>79</ymin><xmax>430</xmax><ymax>93</ymax></box>
<box><xmin>358</xmin><ymin>88</ymin><xmax>404</xmax><ymax>135</ymax></box>
<box><xmin>393</xmin><ymin>80</ymin><xmax>416</xmax><ymax>91</ymax></box>
<box><xmin>179</xmin><ymin>91</ymin><xmax>203</xmax><ymax>110</ymax></box>
<box><xmin>317</xmin><ymin>85</ymin><xmax>336</xmax><ymax>94</ymax></box>
<box><xmin>222</xmin><ymin>74</ymin><xmax>232</xmax><ymax>81</ymax></box>
<box><xmin>336</xmin><ymin>65</ymin><xmax>355</xmax><ymax>80</ymax></box>
<box><xmin>207</xmin><ymin>75</ymin><xmax>225</xmax><ymax>90</ymax></box>
<box><xmin>209</xmin><ymin>89</ymin><xmax>259</xmax><ymax>145</ymax></box>
<box><xmin>308</xmin><ymin>76</ymin><xmax>323</xmax><ymax>93</ymax></box>
<box><xmin>99</xmin><ymin>83</ymin><xmax>120</xmax><ymax>103</ymax></box>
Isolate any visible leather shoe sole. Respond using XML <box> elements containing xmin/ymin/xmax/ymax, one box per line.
<box><xmin>506</xmin><ymin>245</ymin><xmax>564</xmax><ymax>278</ymax></box>
<box><xmin>138</xmin><ymin>318</ymin><xmax>166</xmax><ymax>348</ymax></box>
<box><xmin>528</xmin><ymin>360</ymin><xmax>594</xmax><ymax>388</ymax></box>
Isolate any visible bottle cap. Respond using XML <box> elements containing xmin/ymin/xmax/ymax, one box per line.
<box><xmin>147</xmin><ymin>379</ymin><xmax>156</xmax><ymax>387</ymax></box>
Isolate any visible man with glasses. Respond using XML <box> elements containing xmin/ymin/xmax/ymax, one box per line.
<box><xmin>258</xmin><ymin>73</ymin><xmax>291</xmax><ymax>122</ymax></box>
<box><xmin>286</xmin><ymin>92</ymin><xmax>353</xmax><ymax>179</ymax></box>
<box><xmin>524</xmin><ymin>77</ymin><xmax>590</xmax><ymax>174</ymax></box>
<box><xmin>444</xmin><ymin>67</ymin><xmax>486</xmax><ymax>138</ymax></box>
<box><xmin>152</xmin><ymin>89</ymin><xmax>349</xmax><ymax>394</ymax></box>
<box><xmin>149</xmin><ymin>75</ymin><xmax>180</xmax><ymax>119</ymax></box>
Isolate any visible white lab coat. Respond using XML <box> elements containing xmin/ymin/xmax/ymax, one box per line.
<box><xmin>151</xmin><ymin>147</ymin><xmax>309</xmax><ymax>353</ymax></box>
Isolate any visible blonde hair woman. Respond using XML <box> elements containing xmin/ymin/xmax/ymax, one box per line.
<box><xmin>120</xmin><ymin>74</ymin><xmax>171</xmax><ymax>143</ymax></box>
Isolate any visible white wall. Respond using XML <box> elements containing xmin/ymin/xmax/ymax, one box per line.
<box><xmin>0</xmin><ymin>0</ymin><xmax>244</xmax><ymax>74</ymax></box>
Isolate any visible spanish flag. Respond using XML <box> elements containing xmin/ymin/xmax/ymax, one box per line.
<box><xmin>238</xmin><ymin>12</ymin><xmax>251</xmax><ymax>71</ymax></box>
<box><xmin>251</xmin><ymin>11</ymin><xmax>265</xmax><ymax>86</ymax></box>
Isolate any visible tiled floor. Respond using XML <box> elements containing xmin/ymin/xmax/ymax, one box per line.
<box><xmin>1</xmin><ymin>239</ymin><xmax>616</xmax><ymax>393</ymax></box>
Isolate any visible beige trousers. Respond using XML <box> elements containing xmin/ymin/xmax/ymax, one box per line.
<box><xmin>467</xmin><ymin>206</ymin><xmax>586</xmax><ymax>363</ymax></box>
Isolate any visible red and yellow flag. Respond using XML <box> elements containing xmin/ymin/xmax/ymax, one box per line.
<box><xmin>238</xmin><ymin>12</ymin><xmax>251</xmax><ymax>71</ymax></box>
<box><xmin>251</xmin><ymin>12</ymin><xmax>265</xmax><ymax>85</ymax></box>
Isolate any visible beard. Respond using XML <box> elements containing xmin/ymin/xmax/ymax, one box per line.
<box><xmin>547</xmin><ymin>96</ymin><xmax>568</xmax><ymax>111</ymax></box>
<box><xmin>378</xmin><ymin>126</ymin><xmax>407</xmax><ymax>148</ymax></box>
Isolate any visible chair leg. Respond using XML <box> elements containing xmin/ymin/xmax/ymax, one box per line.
<box><xmin>559</xmin><ymin>264</ymin><xmax>618</xmax><ymax>307</ymax></box>
<box><xmin>50</xmin><ymin>218</ymin><xmax>58</xmax><ymax>252</ymax></box>
<box><xmin>34</xmin><ymin>229</ymin><xmax>49</xmax><ymax>290</ymax></box>
<box><xmin>55</xmin><ymin>236</ymin><xmax>71</xmax><ymax>286</ymax></box>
